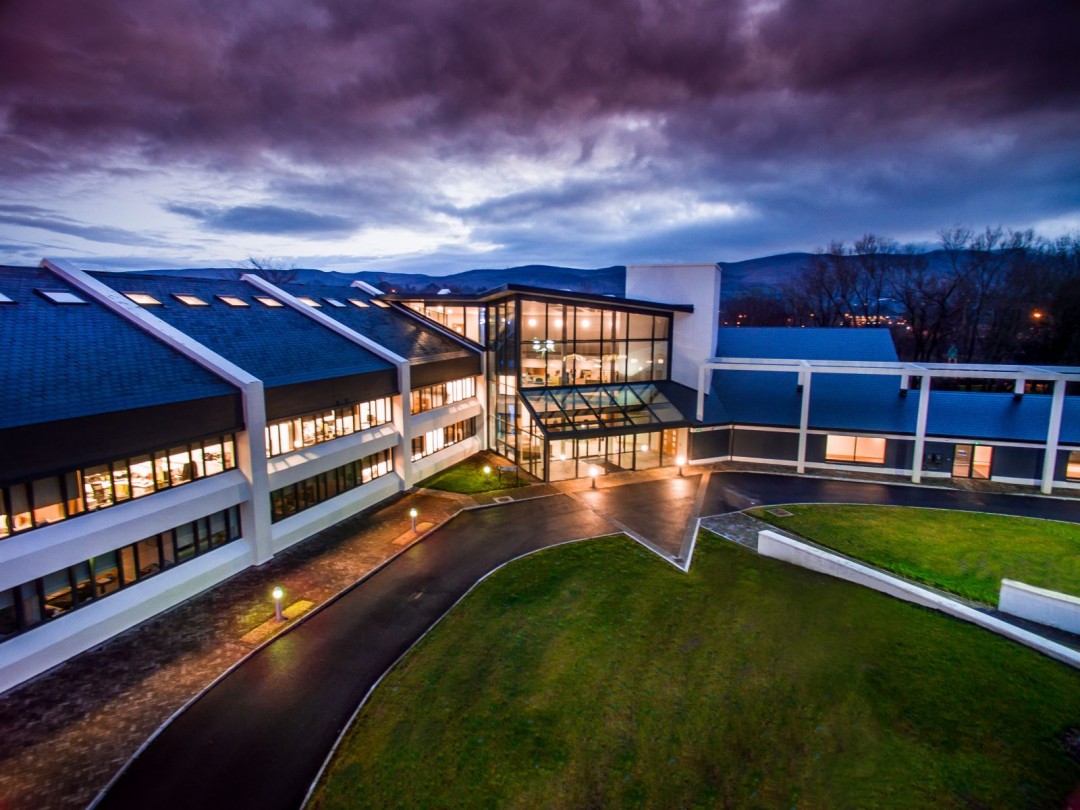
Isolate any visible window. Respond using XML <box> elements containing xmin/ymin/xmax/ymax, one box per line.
<box><xmin>371</xmin><ymin>299</ymin><xmax>390</xmax><ymax>308</ymax></box>
<box><xmin>264</xmin><ymin>398</ymin><xmax>393</xmax><ymax>457</ymax></box>
<box><xmin>411</xmin><ymin>417</ymin><xmax>477</xmax><ymax>461</ymax></box>
<box><xmin>825</xmin><ymin>435</ymin><xmax>886</xmax><ymax>464</ymax></box>
<box><xmin>124</xmin><ymin>293</ymin><xmax>161</xmax><ymax>306</ymax></box>
<box><xmin>324</xmin><ymin>298</ymin><xmax>346</xmax><ymax>308</ymax></box>
<box><xmin>216</xmin><ymin>296</ymin><xmax>249</xmax><ymax>307</ymax></box>
<box><xmin>296</xmin><ymin>296</ymin><xmax>321</xmax><ymax>307</ymax></box>
<box><xmin>269</xmin><ymin>449</ymin><xmax>394</xmax><ymax>522</ymax></box>
<box><xmin>173</xmin><ymin>294</ymin><xmax>209</xmax><ymax>306</ymax></box>
<box><xmin>1068</xmin><ymin>451</ymin><xmax>1080</xmax><ymax>481</ymax></box>
<box><xmin>0</xmin><ymin>506</ymin><xmax>241</xmax><ymax>643</ymax></box>
<box><xmin>254</xmin><ymin>296</ymin><xmax>284</xmax><ymax>307</ymax></box>
<box><xmin>0</xmin><ymin>291</ymin><xmax>14</xmax><ymax>304</ymax></box>
<box><xmin>37</xmin><ymin>290</ymin><xmax>87</xmax><ymax>304</ymax></box>
<box><xmin>0</xmin><ymin>434</ymin><xmax>238</xmax><ymax>539</ymax></box>
<box><xmin>347</xmin><ymin>298</ymin><xmax>370</xmax><ymax>308</ymax></box>
<box><xmin>410</xmin><ymin>377</ymin><xmax>476</xmax><ymax>414</ymax></box>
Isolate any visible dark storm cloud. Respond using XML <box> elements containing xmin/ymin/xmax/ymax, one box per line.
<box><xmin>2</xmin><ymin>0</ymin><xmax>1077</xmax><ymax>172</ymax></box>
<box><xmin>0</xmin><ymin>204</ymin><xmax>173</xmax><ymax>246</ymax></box>
<box><xmin>165</xmin><ymin>203</ymin><xmax>355</xmax><ymax>235</ymax></box>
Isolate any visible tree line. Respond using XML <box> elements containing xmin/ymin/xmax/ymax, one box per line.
<box><xmin>725</xmin><ymin>228</ymin><xmax>1080</xmax><ymax>364</ymax></box>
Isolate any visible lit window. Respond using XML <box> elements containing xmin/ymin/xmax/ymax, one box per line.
<box><xmin>38</xmin><ymin>290</ymin><xmax>88</xmax><ymax>304</ymax></box>
<box><xmin>254</xmin><ymin>296</ymin><xmax>283</xmax><ymax>307</ymax></box>
<box><xmin>825</xmin><ymin>435</ymin><xmax>886</xmax><ymax>464</ymax></box>
<box><xmin>124</xmin><ymin>293</ymin><xmax>162</xmax><ymax>306</ymax></box>
<box><xmin>347</xmin><ymin>298</ymin><xmax>370</xmax><ymax>308</ymax></box>
<box><xmin>216</xmin><ymin>296</ymin><xmax>249</xmax><ymax>307</ymax></box>
<box><xmin>371</xmin><ymin>299</ymin><xmax>390</xmax><ymax>308</ymax></box>
<box><xmin>173</xmin><ymin>294</ymin><xmax>208</xmax><ymax>306</ymax></box>
<box><xmin>1066</xmin><ymin>451</ymin><xmax>1080</xmax><ymax>481</ymax></box>
<box><xmin>0</xmin><ymin>291</ymin><xmax>14</xmax><ymax>304</ymax></box>
<box><xmin>297</xmin><ymin>296</ymin><xmax>321</xmax><ymax>307</ymax></box>
<box><xmin>324</xmin><ymin>298</ymin><xmax>346</xmax><ymax>308</ymax></box>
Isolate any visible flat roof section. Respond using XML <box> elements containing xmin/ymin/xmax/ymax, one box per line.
<box><xmin>383</xmin><ymin>283</ymin><xmax>694</xmax><ymax>315</ymax></box>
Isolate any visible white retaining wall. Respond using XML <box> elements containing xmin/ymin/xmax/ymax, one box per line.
<box><xmin>757</xmin><ymin>530</ymin><xmax>1080</xmax><ymax>669</ymax></box>
<box><xmin>999</xmin><ymin>579</ymin><xmax>1080</xmax><ymax>635</ymax></box>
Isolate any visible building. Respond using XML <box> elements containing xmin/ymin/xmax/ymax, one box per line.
<box><xmin>0</xmin><ymin>260</ymin><xmax>1077</xmax><ymax>692</ymax></box>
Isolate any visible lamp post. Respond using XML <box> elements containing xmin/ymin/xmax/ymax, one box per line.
<box><xmin>409</xmin><ymin>508</ymin><xmax>418</xmax><ymax>532</ymax></box>
<box><xmin>676</xmin><ymin>455</ymin><xmax>686</xmax><ymax>477</ymax></box>
<box><xmin>589</xmin><ymin>466</ymin><xmax>600</xmax><ymax>489</ymax></box>
<box><xmin>483</xmin><ymin>464</ymin><xmax>491</xmax><ymax>479</ymax></box>
<box><xmin>272</xmin><ymin>586</ymin><xmax>284</xmax><ymax>622</ymax></box>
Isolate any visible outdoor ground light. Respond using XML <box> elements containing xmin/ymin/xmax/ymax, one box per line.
<box><xmin>483</xmin><ymin>465</ymin><xmax>491</xmax><ymax>477</ymax></box>
<box><xmin>409</xmin><ymin>507</ymin><xmax>418</xmax><ymax>532</ymax></box>
<box><xmin>272</xmin><ymin>586</ymin><xmax>284</xmax><ymax>622</ymax></box>
<box><xmin>676</xmin><ymin>455</ymin><xmax>686</xmax><ymax>476</ymax></box>
<box><xmin>589</xmin><ymin>466</ymin><xmax>600</xmax><ymax>489</ymax></box>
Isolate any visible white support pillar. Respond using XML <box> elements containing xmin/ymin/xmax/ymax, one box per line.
<box><xmin>696</xmin><ymin>363</ymin><xmax>709</xmax><ymax>422</ymax></box>
<box><xmin>796</xmin><ymin>363</ymin><xmax>811</xmax><ymax>474</ymax></box>
<box><xmin>396</xmin><ymin>364</ymin><xmax>415</xmax><ymax>488</ymax></box>
<box><xmin>43</xmin><ymin>259</ymin><xmax>276</xmax><ymax>564</ymax></box>
<box><xmin>1041</xmin><ymin>378</ymin><xmax>1066</xmax><ymax>495</ymax></box>
<box><xmin>911</xmin><ymin>373</ymin><xmax>932</xmax><ymax>484</ymax></box>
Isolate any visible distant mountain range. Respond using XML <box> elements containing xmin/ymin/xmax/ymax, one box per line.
<box><xmin>134</xmin><ymin>251</ymin><xmax>964</xmax><ymax>298</ymax></box>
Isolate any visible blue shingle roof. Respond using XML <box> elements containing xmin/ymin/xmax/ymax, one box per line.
<box><xmin>0</xmin><ymin>266</ymin><xmax>237</xmax><ymax>430</ymax></box>
<box><xmin>717</xmin><ymin>327</ymin><xmax>898</xmax><ymax>362</ymax></box>
<box><xmin>91</xmin><ymin>273</ymin><xmax>393</xmax><ymax>387</ymax></box>
<box><xmin>278</xmin><ymin>284</ymin><xmax>472</xmax><ymax>361</ymax></box>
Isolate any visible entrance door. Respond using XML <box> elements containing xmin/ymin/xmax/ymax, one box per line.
<box><xmin>952</xmin><ymin>445</ymin><xmax>992</xmax><ymax>479</ymax></box>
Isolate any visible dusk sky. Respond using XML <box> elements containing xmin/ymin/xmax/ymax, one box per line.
<box><xmin>1</xmin><ymin>0</ymin><xmax>1078</xmax><ymax>274</ymax></box>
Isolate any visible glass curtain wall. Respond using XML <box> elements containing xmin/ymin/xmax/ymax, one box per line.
<box><xmin>546</xmin><ymin>428</ymin><xmax>685</xmax><ymax>481</ymax></box>
<box><xmin>487</xmin><ymin>299</ymin><xmax>518</xmax><ymax>462</ymax></box>
<box><xmin>518</xmin><ymin>299</ymin><xmax>671</xmax><ymax>388</ymax></box>
<box><xmin>405</xmin><ymin>303</ymin><xmax>483</xmax><ymax>343</ymax></box>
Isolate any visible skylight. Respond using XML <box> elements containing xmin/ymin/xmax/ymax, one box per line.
<box><xmin>38</xmin><ymin>290</ymin><xmax>88</xmax><ymax>305</ymax></box>
<box><xmin>125</xmin><ymin>293</ymin><xmax>162</xmax><ymax>306</ymax></box>
<box><xmin>371</xmin><ymin>299</ymin><xmax>390</xmax><ymax>308</ymax></box>
<box><xmin>324</xmin><ymin>298</ymin><xmax>346</xmax><ymax>308</ymax></box>
<box><xmin>297</xmin><ymin>296</ymin><xmax>321</xmax><ymax>307</ymax></box>
<box><xmin>216</xmin><ymin>296</ymin><xmax>249</xmax><ymax>307</ymax></box>
<box><xmin>173</xmin><ymin>294</ymin><xmax>209</xmax><ymax>307</ymax></box>
<box><xmin>0</xmin><ymin>291</ymin><xmax>14</xmax><ymax>304</ymax></box>
<box><xmin>254</xmin><ymin>296</ymin><xmax>284</xmax><ymax>308</ymax></box>
<box><xmin>347</xmin><ymin>298</ymin><xmax>370</xmax><ymax>308</ymax></box>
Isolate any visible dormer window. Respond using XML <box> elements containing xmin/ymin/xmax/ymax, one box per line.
<box><xmin>254</xmin><ymin>296</ymin><xmax>284</xmax><ymax>308</ymax></box>
<box><xmin>173</xmin><ymin>294</ymin><xmax>209</xmax><ymax>306</ymax></box>
<box><xmin>347</xmin><ymin>298</ymin><xmax>369</xmax><ymax>308</ymax></box>
<box><xmin>324</xmin><ymin>298</ymin><xmax>346</xmax><ymax>308</ymax></box>
<box><xmin>297</xmin><ymin>297</ymin><xmax>321</xmax><ymax>307</ymax></box>
<box><xmin>37</xmin><ymin>290</ymin><xmax>87</xmax><ymax>304</ymax></box>
<box><xmin>216</xmin><ymin>296</ymin><xmax>249</xmax><ymax>307</ymax></box>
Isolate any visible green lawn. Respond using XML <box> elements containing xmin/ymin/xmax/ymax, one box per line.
<box><xmin>416</xmin><ymin>452</ymin><xmax>529</xmax><ymax>494</ymax></box>
<box><xmin>309</xmin><ymin>532</ymin><xmax>1080</xmax><ymax>810</ymax></box>
<box><xmin>751</xmin><ymin>504</ymin><xmax>1080</xmax><ymax>605</ymax></box>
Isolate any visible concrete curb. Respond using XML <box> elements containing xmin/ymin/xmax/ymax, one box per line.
<box><xmin>757</xmin><ymin>529</ymin><xmax>1080</xmax><ymax>669</ymax></box>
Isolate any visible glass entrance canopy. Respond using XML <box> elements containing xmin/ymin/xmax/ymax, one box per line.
<box><xmin>521</xmin><ymin>382</ymin><xmax>688</xmax><ymax>436</ymax></box>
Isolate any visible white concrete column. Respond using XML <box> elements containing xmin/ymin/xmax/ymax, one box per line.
<box><xmin>796</xmin><ymin>365</ymin><xmax>812</xmax><ymax>474</ymax></box>
<box><xmin>911</xmin><ymin>373</ymin><xmax>932</xmax><ymax>484</ymax></box>
<box><xmin>1041</xmin><ymin>378</ymin><xmax>1066</xmax><ymax>494</ymax></box>
<box><xmin>396</xmin><ymin>364</ymin><xmax>415</xmax><ymax>487</ymax></box>
<box><xmin>697</xmin><ymin>363</ymin><xmax>709</xmax><ymax>422</ymax></box>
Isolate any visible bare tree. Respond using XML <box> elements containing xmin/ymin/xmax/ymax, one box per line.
<box><xmin>237</xmin><ymin>257</ymin><xmax>298</xmax><ymax>285</ymax></box>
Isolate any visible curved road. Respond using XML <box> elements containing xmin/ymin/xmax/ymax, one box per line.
<box><xmin>94</xmin><ymin>473</ymin><xmax>1080</xmax><ymax>810</ymax></box>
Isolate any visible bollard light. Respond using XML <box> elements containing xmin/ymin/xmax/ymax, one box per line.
<box><xmin>409</xmin><ymin>507</ymin><xmax>418</xmax><ymax>532</ymax></box>
<box><xmin>676</xmin><ymin>455</ymin><xmax>686</xmax><ymax>477</ymax></box>
<box><xmin>483</xmin><ymin>465</ymin><xmax>491</xmax><ymax>477</ymax></box>
<box><xmin>589</xmin><ymin>466</ymin><xmax>600</xmax><ymax>489</ymax></box>
<box><xmin>272</xmin><ymin>586</ymin><xmax>284</xmax><ymax>622</ymax></box>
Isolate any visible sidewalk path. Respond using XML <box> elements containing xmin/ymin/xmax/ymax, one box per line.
<box><xmin>94</xmin><ymin>496</ymin><xmax>615</xmax><ymax>810</ymax></box>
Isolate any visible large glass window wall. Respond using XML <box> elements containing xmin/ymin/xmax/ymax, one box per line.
<box><xmin>410</xmin><ymin>377</ymin><xmax>476</xmax><ymax>415</ymax></box>
<box><xmin>0</xmin><ymin>506</ymin><xmax>241</xmax><ymax>642</ymax></box>
<box><xmin>0</xmin><ymin>435</ymin><xmax>237</xmax><ymax>540</ymax></box>
<box><xmin>405</xmin><ymin>303</ymin><xmax>483</xmax><ymax>344</ymax></box>
<box><xmin>519</xmin><ymin>299</ymin><xmax>671</xmax><ymax>388</ymax></box>
<box><xmin>547</xmin><ymin>428</ymin><xmax>684</xmax><ymax>482</ymax></box>
<box><xmin>270</xmin><ymin>448</ymin><xmax>394</xmax><ymax>522</ymax></box>
<box><xmin>265</xmin><ymin>397</ymin><xmax>391</xmax><ymax>457</ymax></box>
